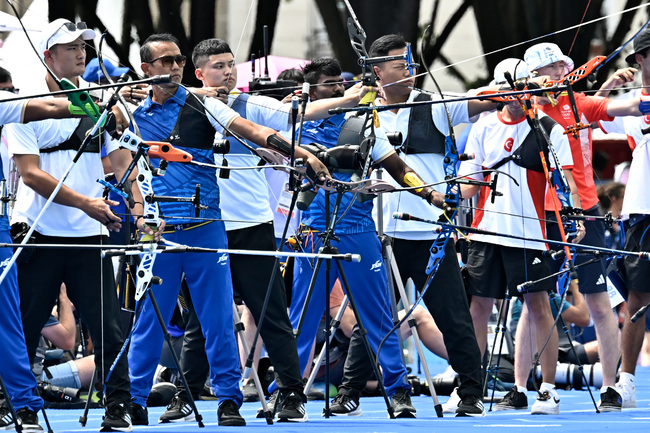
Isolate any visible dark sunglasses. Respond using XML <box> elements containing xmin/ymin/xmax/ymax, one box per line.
<box><xmin>62</xmin><ymin>22</ymin><xmax>88</xmax><ymax>32</ymax></box>
<box><xmin>0</xmin><ymin>87</ymin><xmax>19</xmax><ymax>94</ymax></box>
<box><xmin>145</xmin><ymin>54</ymin><xmax>187</xmax><ymax>68</ymax></box>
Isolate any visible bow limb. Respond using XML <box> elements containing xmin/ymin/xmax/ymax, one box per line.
<box><xmin>419</xmin><ymin>25</ymin><xmax>462</xmax><ymax>277</ymax></box>
<box><xmin>115</xmin><ymin>130</ymin><xmax>162</xmax><ymax>300</ymax></box>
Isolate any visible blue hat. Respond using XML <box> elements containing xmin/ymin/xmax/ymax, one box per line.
<box><xmin>82</xmin><ymin>57</ymin><xmax>130</xmax><ymax>82</ymax></box>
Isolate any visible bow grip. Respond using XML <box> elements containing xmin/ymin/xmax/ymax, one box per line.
<box><xmin>60</xmin><ymin>78</ymin><xmax>101</xmax><ymax>122</ymax></box>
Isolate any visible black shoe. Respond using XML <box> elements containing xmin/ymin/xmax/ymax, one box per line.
<box><xmin>147</xmin><ymin>382</ymin><xmax>177</xmax><ymax>407</ymax></box>
<box><xmin>390</xmin><ymin>389</ymin><xmax>416</xmax><ymax>418</ymax></box>
<box><xmin>130</xmin><ymin>403</ymin><xmax>148</xmax><ymax>426</ymax></box>
<box><xmin>0</xmin><ymin>404</ymin><xmax>14</xmax><ymax>429</ymax></box>
<box><xmin>256</xmin><ymin>389</ymin><xmax>279</xmax><ymax>419</ymax></box>
<box><xmin>217</xmin><ymin>399</ymin><xmax>246</xmax><ymax>426</ymax></box>
<box><xmin>599</xmin><ymin>387</ymin><xmax>622</xmax><ymax>412</ymax></box>
<box><xmin>159</xmin><ymin>394</ymin><xmax>195</xmax><ymax>423</ymax></box>
<box><xmin>16</xmin><ymin>407</ymin><xmax>43</xmax><ymax>432</ymax></box>
<box><xmin>0</xmin><ymin>406</ymin><xmax>43</xmax><ymax>432</ymax></box>
<box><xmin>494</xmin><ymin>386</ymin><xmax>528</xmax><ymax>411</ymax></box>
<box><xmin>100</xmin><ymin>402</ymin><xmax>132</xmax><ymax>432</ymax></box>
<box><xmin>330</xmin><ymin>393</ymin><xmax>362</xmax><ymax>416</ymax></box>
<box><xmin>276</xmin><ymin>391</ymin><xmax>308</xmax><ymax>422</ymax></box>
<box><xmin>456</xmin><ymin>395</ymin><xmax>486</xmax><ymax>417</ymax></box>
<box><xmin>242</xmin><ymin>381</ymin><xmax>260</xmax><ymax>402</ymax></box>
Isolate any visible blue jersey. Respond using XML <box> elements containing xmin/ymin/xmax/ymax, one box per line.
<box><xmin>133</xmin><ymin>87</ymin><xmax>221</xmax><ymax>224</ymax></box>
<box><xmin>298</xmin><ymin>114</ymin><xmax>376</xmax><ymax>234</ymax></box>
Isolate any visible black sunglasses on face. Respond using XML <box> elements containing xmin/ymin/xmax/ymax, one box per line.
<box><xmin>145</xmin><ymin>55</ymin><xmax>187</xmax><ymax>68</ymax></box>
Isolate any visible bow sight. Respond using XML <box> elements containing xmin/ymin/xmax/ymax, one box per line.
<box><xmin>355</xmin><ymin>42</ymin><xmax>419</xmax><ymax>76</ymax></box>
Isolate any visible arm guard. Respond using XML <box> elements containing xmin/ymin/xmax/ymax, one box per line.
<box><xmin>266</xmin><ymin>133</ymin><xmax>292</xmax><ymax>156</ymax></box>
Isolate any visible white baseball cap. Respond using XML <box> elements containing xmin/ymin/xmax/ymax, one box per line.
<box><xmin>524</xmin><ymin>43</ymin><xmax>574</xmax><ymax>75</ymax></box>
<box><xmin>492</xmin><ymin>58</ymin><xmax>528</xmax><ymax>85</ymax></box>
<box><xmin>39</xmin><ymin>18</ymin><xmax>96</xmax><ymax>59</ymax></box>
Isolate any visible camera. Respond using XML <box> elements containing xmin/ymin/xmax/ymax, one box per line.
<box><xmin>534</xmin><ymin>362</ymin><xmax>603</xmax><ymax>390</ymax></box>
<box><xmin>39</xmin><ymin>383</ymin><xmax>80</xmax><ymax>403</ymax></box>
<box><xmin>408</xmin><ymin>374</ymin><xmax>460</xmax><ymax>397</ymax></box>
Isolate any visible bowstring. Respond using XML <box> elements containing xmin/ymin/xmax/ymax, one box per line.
<box><xmin>567</xmin><ymin>0</ymin><xmax>593</xmax><ymax>58</ymax></box>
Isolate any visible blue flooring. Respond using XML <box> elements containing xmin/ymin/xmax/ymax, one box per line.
<box><xmin>37</xmin><ymin>364</ymin><xmax>650</xmax><ymax>432</ymax></box>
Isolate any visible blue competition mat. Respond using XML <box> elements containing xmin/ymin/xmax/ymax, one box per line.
<box><xmin>35</xmin><ymin>364</ymin><xmax>650</xmax><ymax>432</ymax></box>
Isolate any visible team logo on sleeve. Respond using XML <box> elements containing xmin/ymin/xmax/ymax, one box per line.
<box><xmin>370</xmin><ymin>260</ymin><xmax>382</xmax><ymax>272</ymax></box>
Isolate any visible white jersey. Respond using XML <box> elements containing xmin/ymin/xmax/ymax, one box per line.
<box><xmin>599</xmin><ymin>89</ymin><xmax>650</xmax><ymax>219</ymax></box>
<box><xmin>458</xmin><ymin>110</ymin><xmax>573</xmax><ymax>250</ymax></box>
<box><xmin>216</xmin><ymin>92</ymin><xmax>290</xmax><ymax>231</ymax></box>
<box><xmin>5</xmin><ymin>78</ymin><xmax>118</xmax><ymax>237</ymax></box>
<box><xmin>375</xmin><ymin>90</ymin><xmax>471</xmax><ymax>240</ymax></box>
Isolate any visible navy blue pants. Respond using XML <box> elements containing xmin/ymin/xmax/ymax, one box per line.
<box><xmin>289</xmin><ymin>230</ymin><xmax>410</xmax><ymax>396</ymax></box>
<box><xmin>128</xmin><ymin>221</ymin><xmax>242</xmax><ymax>407</ymax></box>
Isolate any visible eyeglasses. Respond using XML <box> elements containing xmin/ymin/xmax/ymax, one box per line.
<box><xmin>0</xmin><ymin>87</ymin><xmax>19</xmax><ymax>94</ymax></box>
<box><xmin>145</xmin><ymin>54</ymin><xmax>187</xmax><ymax>68</ymax></box>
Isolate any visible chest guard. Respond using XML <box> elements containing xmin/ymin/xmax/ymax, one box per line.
<box><xmin>41</xmin><ymin>116</ymin><xmax>107</xmax><ymax>154</ymax></box>
<box><xmin>166</xmin><ymin>93</ymin><xmax>217</xmax><ymax>150</ymax></box>
<box><xmin>401</xmin><ymin>93</ymin><xmax>446</xmax><ymax>155</ymax></box>
<box><xmin>504</xmin><ymin>116</ymin><xmax>555</xmax><ymax>173</ymax></box>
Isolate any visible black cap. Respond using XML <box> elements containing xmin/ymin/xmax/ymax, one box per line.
<box><xmin>626</xmin><ymin>27</ymin><xmax>650</xmax><ymax>65</ymax></box>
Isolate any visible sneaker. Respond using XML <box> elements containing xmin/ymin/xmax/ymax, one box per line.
<box><xmin>456</xmin><ymin>395</ymin><xmax>486</xmax><ymax>417</ymax></box>
<box><xmin>159</xmin><ymin>394</ymin><xmax>195</xmax><ymax>423</ymax></box>
<box><xmin>217</xmin><ymin>399</ymin><xmax>246</xmax><ymax>426</ymax></box>
<box><xmin>0</xmin><ymin>405</ymin><xmax>14</xmax><ymax>430</ymax></box>
<box><xmin>130</xmin><ymin>403</ymin><xmax>148</xmax><ymax>426</ymax></box>
<box><xmin>100</xmin><ymin>402</ymin><xmax>132</xmax><ymax>432</ymax></box>
<box><xmin>256</xmin><ymin>389</ymin><xmax>279</xmax><ymax>419</ymax></box>
<box><xmin>494</xmin><ymin>386</ymin><xmax>528</xmax><ymax>411</ymax></box>
<box><xmin>598</xmin><ymin>387</ymin><xmax>622</xmax><ymax>412</ymax></box>
<box><xmin>434</xmin><ymin>365</ymin><xmax>459</xmax><ymax>380</ymax></box>
<box><xmin>390</xmin><ymin>389</ymin><xmax>416</xmax><ymax>418</ymax></box>
<box><xmin>0</xmin><ymin>407</ymin><xmax>43</xmax><ymax>432</ymax></box>
<box><xmin>242</xmin><ymin>380</ymin><xmax>260</xmax><ymax>402</ymax></box>
<box><xmin>442</xmin><ymin>387</ymin><xmax>461</xmax><ymax>414</ymax></box>
<box><xmin>276</xmin><ymin>391</ymin><xmax>308</xmax><ymax>422</ymax></box>
<box><xmin>616</xmin><ymin>381</ymin><xmax>636</xmax><ymax>409</ymax></box>
<box><xmin>531</xmin><ymin>387</ymin><xmax>560</xmax><ymax>415</ymax></box>
<box><xmin>147</xmin><ymin>382</ymin><xmax>177</xmax><ymax>407</ymax></box>
<box><xmin>330</xmin><ymin>393</ymin><xmax>362</xmax><ymax>416</ymax></box>
<box><xmin>17</xmin><ymin>407</ymin><xmax>43</xmax><ymax>432</ymax></box>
